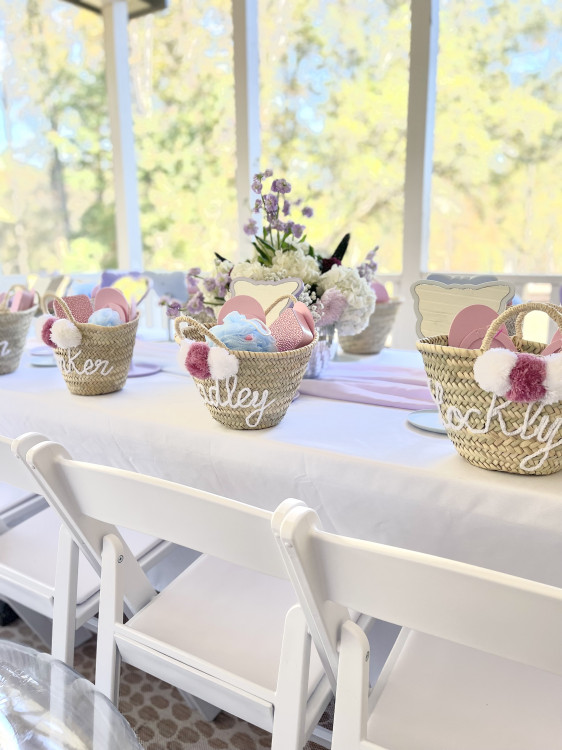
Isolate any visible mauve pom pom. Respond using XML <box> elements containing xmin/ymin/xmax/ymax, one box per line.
<box><xmin>185</xmin><ymin>341</ymin><xmax>211</xmax><ymax>380</ymax></box>
<box><xmin>41</xmin><ymin>317</ymin><xmax>57</xmax><ymax>349</ymax></box>
<box><xmin>506</xmin><ymin>353</ymin><xmax>546</xmax><ymax>402</ymax></box>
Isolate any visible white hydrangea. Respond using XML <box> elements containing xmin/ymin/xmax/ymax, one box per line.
<box><xmin>317</xmin><ymin>265</ymin><xmax>376</xmax><ymax>336</ymax></box>
<box><xmin>232</xmin><ymin>248</ymin><xmax>321</xmax><ymax>287</ymax></box>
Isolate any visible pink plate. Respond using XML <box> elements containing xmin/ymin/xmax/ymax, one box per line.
<box><xmin>127</xmin><ymin>362</ymin><xmax>162</xmax><ymax>378</ymax></box>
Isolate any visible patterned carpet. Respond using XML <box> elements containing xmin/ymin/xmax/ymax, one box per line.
<box><xmin>0</xmin><ymin>618</ymin><xmax>330</xmax><ymax>750</ymax></box>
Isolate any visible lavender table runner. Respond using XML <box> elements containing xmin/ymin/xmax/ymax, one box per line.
<box><xmin>298</xmin><ymin>359</ymin><xmax>434</xmax><ymax>410</ymax></box>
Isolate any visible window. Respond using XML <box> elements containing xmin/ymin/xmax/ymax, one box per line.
<box><xmin>259</xmin><ymin>0</ymin><xmax>410</xmax><ymax>274</ymax></box>
<box><xmin>430</xmin><ymin>0</ymin><xmax>562</xmax><ymax>275</ymax></box>
<box><xmin>0</xmin><ymin>0</ymin><xmax>111</xmax><ymax>275</ymax></box>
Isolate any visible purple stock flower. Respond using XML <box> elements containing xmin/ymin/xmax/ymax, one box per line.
<box><xmin>292</xmin><ymin>223</ymin><xmax>305</xmax><ymax>239</ymax></box>
<box><xmin>166</xmin><ymin>301</ymin><xmax>182</xmax><ymax>318</ymax></box>
<box><xmin>271</xmin><ymin>178</ymin><xmax>291</xmax><ymax>194</ymax></box>
<box><xmin>244</xmin><ymin>218</ymin><xmax>259</xmax><ymax>236</ymax></box>
<box><xmin>263</xmin><ymin>168</ymin><xmax>273</xmax><ymax>178</ymax></box>
<box><xmin>186</xmin><ymin>291</ymin><xmax>205</xmax><ymax>315</ymax></box>
<box><xmin>203</xmin><ymin>277</ymin><xmax>216</xmax><ymax>293</ymax></box>
<box><xmin>251</xmin><ymin>180</ymin><xmax>263</xmax><ymax>194</ymax></box>
<box><xmin>271</xmin><ymin>219</ymin><xmax>286</xmax><ymax>232</ymax></box>
<box><xmin>302</xmin><ymin>206</ymin><xmax>313</xmax><ymax>218</ymax></box>
<box><xmin>282</xmin><ymin>200</ymin><xmax>291</xmax><ymax>216</ymax></box>
<box><xmin>263</xmin><ymin>193</ymin><xmax>278</xmax><ymax>214</ymax></box>
<box><xmin>253</xmin><ymin>199</ymin><xmax>262</xmax><ymax>213</ymax></box>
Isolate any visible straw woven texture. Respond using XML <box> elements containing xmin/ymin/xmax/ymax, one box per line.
<box><xmin>339</xmin><ymin>299</ymin><xmax>401</xmax><ymax>355</ymax></box>
<box><xmin>0</xmin><ymin>306</ymin><xmax>37</xmax><ymax>375</ymax></box>
<box><xmin>416</xmin><ymin>301</ymin><xmax>562</xmax><ymax>476</ymax></box>
<box><xmin>175</xmin><ymin>310</ymin><xmax>317</xmax><ymax>430</ymax></box>
<box><xmin>53</xmin><ymin>297</ymin><xmax>138</xmax><ymax>396</ymax></box>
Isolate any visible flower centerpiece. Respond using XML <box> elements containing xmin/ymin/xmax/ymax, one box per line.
<box><xmin>339</xmin><ymin>246</ymin><xmax>402</xmax><ymax>355</ymax></box>
<box><xmin>165</xmin><ymin>171</ymin><xmax>376</xmax><ymax>338</ymax></box>
<box><xmin>233</xmin><ymin>170</ymin><xmax>376</xmax><ymax>338</ymax></box>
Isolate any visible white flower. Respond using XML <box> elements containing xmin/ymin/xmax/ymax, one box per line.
<box><xmin>317</xmin><ymin>265</ymin><xmax>376</xmax><ymax>336</ymax></box>
<box><xmin>233</xmin><ymin>248</ymin><xmax>321</xmax><ymax>287</ymax></box>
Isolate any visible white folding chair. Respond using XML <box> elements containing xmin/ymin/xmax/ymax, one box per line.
<box><xmin>23</xmin><ymin>440</ymin><xmax>332</xmax><ymax>750</ymax></box>
<box><xmin>0</xmin><ymin>434</ymin><xmax>171</xmax><ymax>665</ymax></box>
<box><xmin>275</xmin><ymin>501</ymin><xmax>562</xmax><ymax>750</ymax></box>
<box><xmin>0</xmin><ymin>433</ymin><xmax>46</xmax><ymax>530</ymax></box>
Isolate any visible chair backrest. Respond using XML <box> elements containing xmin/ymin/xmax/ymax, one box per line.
<box><xmin>18</xmin><ymin>440</ymin><xmax>289</xmax><ymax>614</ymax></box>
<box><xmin>276</xmin><ymin>503</ymin><xmax>562</xmax><ymax>685</ymax></box>
<box><xmin>1</xmin><ymin>433</ymin><xmax>47</xmax><ymax>493</ymax></box>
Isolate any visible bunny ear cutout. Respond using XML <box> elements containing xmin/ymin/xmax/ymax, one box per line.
<box><xmin>474</xmin><ymin>348</ymin><xmax>517</xmax><ymax>397</ymax></box>
<box><xmin>208</xmin><ymin>347</ymin><xmax>239</xmax><ymax>380</ymax></box>
<box><xmin>541</xmin><ymin>330</ymin><xmax>562</xmax><ymax>356</ymax></box>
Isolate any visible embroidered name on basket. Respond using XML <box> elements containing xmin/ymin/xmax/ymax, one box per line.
<box><xmin>0</xmin><ymin>341</ymin><xmax>11</xmax><ymax>357</ymax></box>
<box><xmin>55</xmin><ymin>349</ymin><xmax>114</xmax><ymax>377</ymax></box>
<box><xmin>196</xmin><ymin>376</ymin><xmax>276</xmax><ymax>428</ymax></box>
<box><xmin>431</xmin><ymin>380</ymin><xmax>562</xmax><ymax>472</ymax></box>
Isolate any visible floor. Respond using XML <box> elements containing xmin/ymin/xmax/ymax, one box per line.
<box><xmin>0</xmin><ymin>618</ymin><xmax>329</xmax><ymax>750</ymax></box>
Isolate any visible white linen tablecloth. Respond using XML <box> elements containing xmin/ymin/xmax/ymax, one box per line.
<box><xmin>1</xmin><ymin>342</ymin><xmax>562</xmax><ymax>587</ymax></box>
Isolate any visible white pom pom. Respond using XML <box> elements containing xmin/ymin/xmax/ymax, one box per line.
<box><xmin>34</xmin><ymin>313</ymin><xmax>52</xmax><ymax>340</ymax></box>
<box><xmin>208</xmin><ymin>347</ymin><xmax>239</xmax><ymax>380</ymax></box>
<box><xmin>177</xmin><ymin>339</ymin><xmax>193</xmax><ymax>370</ymax></box>
<box><xmin>50</xmin><ymin>319</ymin><xmax>82</xmax><ymax>349</ymax></box>
<box><xmin>474</xmin><ymin>348</ymin><xmax>517</xmax><ymax>396</ymax></box>
<box><xmin>543</xmin><ymin>353</ymin><xmax>562</xmax><ymax>404</ymax></box>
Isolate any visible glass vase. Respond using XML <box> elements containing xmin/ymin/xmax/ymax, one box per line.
<box><xmin>304</xmin><ymin>324</ymin><xmax>337</xmax><ymax>378</ymax></box>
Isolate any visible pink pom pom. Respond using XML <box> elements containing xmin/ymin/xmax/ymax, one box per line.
<box><xmin>41</xmin><ymin>317</ymin><xmax>57</xmax><ymax>349</ymax></box>
<box><xmin>185</xmin><ymin>342</ymin><xmax>211</xmax><ymax>379</ymax></box>
<box><xmin>506</xmin><ymin>353</ymin><xmax>546</xmax><ymax>402</ymax></box>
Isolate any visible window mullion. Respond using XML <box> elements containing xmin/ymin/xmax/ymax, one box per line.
<box><xmin>232</xmin><ymin>0</ymin><xmax>261</xmax><ymax>262</ymax></box>
<box><xmin>102</xmin><ymin>0</ymin><xmax>143</xmax><ymax>271</ymax></box>
<box><xmin>394</xmin><ymin>0</ymin><xmax>439</xmax><ymax>349</ymax></box>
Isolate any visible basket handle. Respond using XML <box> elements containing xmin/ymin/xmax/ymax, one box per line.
<box><xmin>513</xmin><ymin>302</ymin><xmax>562</xmax><ymax>340</ymax></box>
<box><xmin>0</xmin><ymin>285</ymin><xmax>40</xmax><ymax>313</ymax></box>
<box><xmin>42</xmin><ymin>291</ymin><xmax>57</xmax><ymax>315</ymax></box>
<box><xmin>51</xmin><ymin>296</ymin><xmax>79</xmax><ymax>325</ymax></box>
<box><xmin>174</xmin><ymin>294</ymin><xmax>300</xmax><ymax>349</ymax></box>
<box><xmin>174</xmin><ymin>315</ymin><xmax>229</xmax><ymax>350</ymax></box>
<box><xmin>481</xmin><ymin>301</ymin><xmax>562</xmax><ymax>352</ymax></box>
<box><xmin>263</xmin><ymin>294</ymin><xmax>298</xmax><ymax>317</ymax></box>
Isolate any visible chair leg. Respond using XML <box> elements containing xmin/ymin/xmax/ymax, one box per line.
<box><xmin>271</xmin><ymin>605</ymin><xmax>311</xmax><ymax>750</ymax></box>
<box><xmin>95</xmin><ymin>534</ymin><xmax>124</xmax><ymax>704</ymax></box>
<box><xmin>52</xmin><ymin>526</ymin><xmax>79</xmax><ymax>666</ymax></box>
<box><xmin>332</xmin><ymin>621</ymin><xmax>370</xmax><ymax>750</ymax></box>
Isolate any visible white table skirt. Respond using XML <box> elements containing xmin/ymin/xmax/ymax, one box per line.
<box><xmin>1</xmin><ymin>342</ymin><xmax>561</xmax><ymax>588</ymax></box>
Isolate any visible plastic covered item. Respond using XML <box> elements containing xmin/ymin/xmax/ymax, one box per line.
<box><xmin>0</xmin><ymin>639</ymin><xmax>142</xmax><ymax>749</ymax></box>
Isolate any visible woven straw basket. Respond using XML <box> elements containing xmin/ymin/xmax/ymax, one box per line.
<box><xmin>417</xmin><ymin>301</ymin><xmax>562</xmax><ymax>476</ymax></box>
<box><xmin>53</xmin><ymin>297</ymin><xmax>138</xmax><ymax>396</ymax></box>
<box><xmin>0</xmin><ymin>286</ymin><xmax>39</xmax><ymax>375</ymax></box>
<box><xmin>174</xmin><ymin>298</ymin><xmax>317</xmax><ymax>430</ymax></box>
<box><xmin>339</xmin><ymin>299</ymin><xmax>401</xmax><ymax>355</ymax></box>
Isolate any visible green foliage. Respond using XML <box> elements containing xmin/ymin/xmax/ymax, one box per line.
<box><xmin>0</xmin><ymin>0</ymin><xmax>560</xmax><ymax>277</ymax></box>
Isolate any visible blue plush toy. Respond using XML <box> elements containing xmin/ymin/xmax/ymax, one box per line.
<box><xmin>88</xmin><ymin>308</ymin><xmax>122</xmax><ymax>327</ymax></box>
<box><xmin>207</xmin><ymin>311</ymin><xmax>277</xmax><ymax>352</ymax></box>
